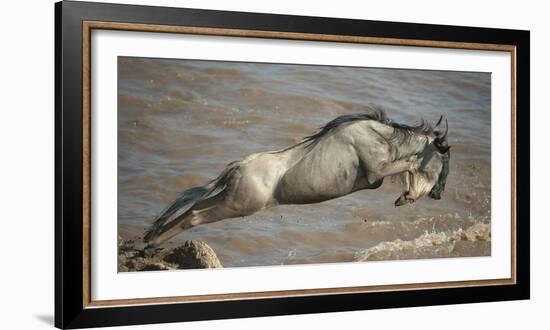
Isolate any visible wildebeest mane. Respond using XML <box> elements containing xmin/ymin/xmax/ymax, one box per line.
<box><xmin>301</xmin><ymin>107</ymin><xmax>433</xmax><ymax>147</ymax></box>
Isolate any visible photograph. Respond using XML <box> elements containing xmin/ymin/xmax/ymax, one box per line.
<box><xmin>117</xmin><ymin>57</ymin><xmax>491</xmax><ymax>272</ymax></box>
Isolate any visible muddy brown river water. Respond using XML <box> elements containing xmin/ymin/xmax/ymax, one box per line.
<box><xmin>118</xmin><ymin>57</ymin><xmax>491</xmax><ymax>269</ymax></box>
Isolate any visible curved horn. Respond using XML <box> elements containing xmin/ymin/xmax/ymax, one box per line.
<box><xmin>440</xmin><ymin>118</ymin><xmax>449</xmax><ymax>140</ymax></box>
<box><xmin>434</xmin><ymin>115</ymin><xmax>444</xmax><ymax>128</ymax></box>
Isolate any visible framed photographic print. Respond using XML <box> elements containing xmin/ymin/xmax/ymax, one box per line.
<box><xmin>55</xmin><ymin>1</ymin><xmax>530</xmax><ymax>328</ymax></box>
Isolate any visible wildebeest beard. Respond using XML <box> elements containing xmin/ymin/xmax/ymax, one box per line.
<box><xmin>429</xmin><ymin>150</ymin><xmax>450</xmax><ymax>200</ymax></box>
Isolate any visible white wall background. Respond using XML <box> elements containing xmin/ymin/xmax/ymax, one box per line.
<box><xmin>0</xmin><ymin>0</ymin><xmax>545</xmax><ymax>329</ymax></box>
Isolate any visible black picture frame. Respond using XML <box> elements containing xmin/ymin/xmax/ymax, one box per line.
<box><xmin>55</xmin><ymin>1</ymin><xmax>530</xmax><ymax>328</ymax></box>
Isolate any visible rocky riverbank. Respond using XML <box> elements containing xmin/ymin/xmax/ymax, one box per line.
<box><xmin>118</xmin><ymin>238</ymin><xmax>223</xmax><ymax>272</ymax></box>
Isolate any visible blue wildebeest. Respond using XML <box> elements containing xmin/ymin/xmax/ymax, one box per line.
<box><xmin>144</xmin><ymin>109</ymin><xmax>450</xmax><ymax>247</ymax></box>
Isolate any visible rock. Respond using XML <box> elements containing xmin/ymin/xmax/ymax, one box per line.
<box><xmin>118</xmin><ymin>238</ymin><xmax>223</xmax><ymax>271</ymax></box>
<box><xmin>138</xmin><ymin>262</ymin><xmax>175</xmax><ymax>271</ymax></box>
<box><xmin>163</xmin><ymin>240</ymin><xmax>223</xmax><ymax>269</ymax></box>
<box><xmin>118</xmin><ymin>236</ymin><xmax>135</xmax><ymax>252</ymax></box>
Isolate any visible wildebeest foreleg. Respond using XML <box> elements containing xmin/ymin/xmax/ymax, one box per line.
<box><xmin>394</xmin><ymin>171</ymin><xmax>416</xmax><ymax>206</ymax></box>
<box><xmin>370</xmin><ymin>160</ymin><xmax>415</xmax><ymax>183</ymax></box>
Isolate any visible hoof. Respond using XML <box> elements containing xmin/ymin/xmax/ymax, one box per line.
<box><xmin>394</xmin><ymin>193</ymin><xmax>415</xmax><ymax>207</ymax></box>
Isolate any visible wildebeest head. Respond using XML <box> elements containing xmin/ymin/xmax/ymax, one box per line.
<box><xmin>394</xmin><ymin>114</ymin><xmax>451</xmax><ymax>207</ymax></box>
<box><xmin>428</xmin><ymin>115</ymin><xmax>451</xmax><ymax>200</ymax></box>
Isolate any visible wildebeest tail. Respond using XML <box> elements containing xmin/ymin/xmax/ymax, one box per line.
<box><xmin>143</xmin><ymin>161</ymin><xmax>241</xmax><ymax>242</ymax></box>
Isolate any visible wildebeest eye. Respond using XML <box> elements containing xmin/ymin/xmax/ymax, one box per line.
<box><xmin>434</xmin><ymin>140</ymin><xmax>450</xmax><ymax>154</ymax></box>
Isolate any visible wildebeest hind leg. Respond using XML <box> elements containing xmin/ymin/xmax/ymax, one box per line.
<box><xmin>147</xmin><ymin>194</ymin><xmax>245</xmax><ymax>247</ymax></box>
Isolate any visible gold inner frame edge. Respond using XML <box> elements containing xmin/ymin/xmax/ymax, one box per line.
<box><xmin>81</xmin><ymin>20</ymin><xmax>517</xmax><ymax>308</ymax></box>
